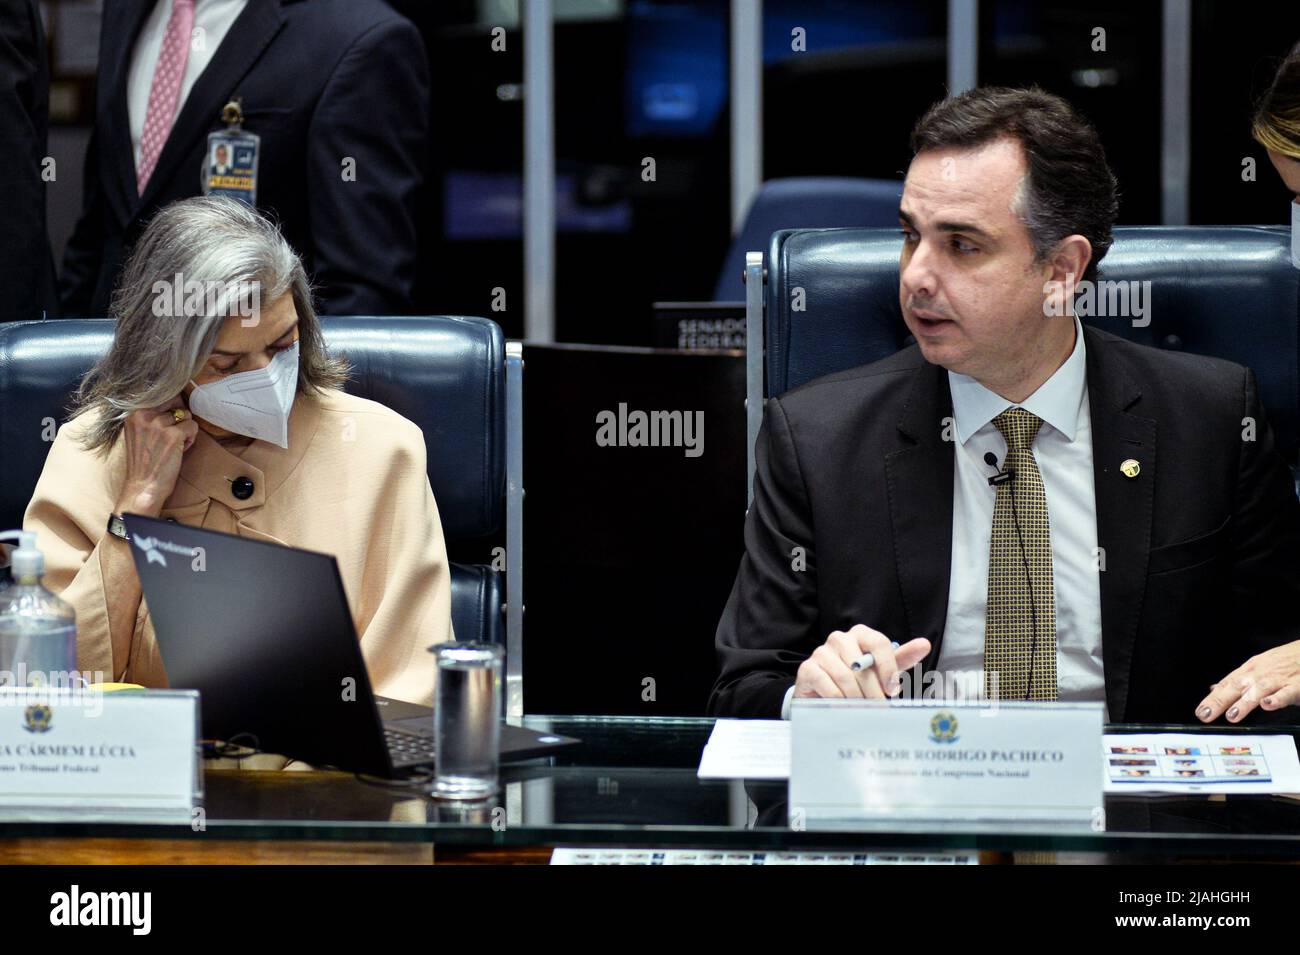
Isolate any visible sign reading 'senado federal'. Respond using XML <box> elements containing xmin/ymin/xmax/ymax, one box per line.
<box><xmin>0</xmin><ymin>688</ymin><xmax>200</xmax><ymax>822</ymax></box>
<box><xmin>789</xmin><ymin>700</ymin><xmax>1104</xmax><ymax>830</ymax></box>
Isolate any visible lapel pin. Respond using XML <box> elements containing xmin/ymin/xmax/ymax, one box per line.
<box><xmin>1120</xmin><ymin>458</ymin><xmax>1140</xmax><ymax>478</ymax></box>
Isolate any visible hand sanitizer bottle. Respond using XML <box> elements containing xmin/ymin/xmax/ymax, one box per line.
<box><xmin>0</xmin><ymin>530</ymin><xmax>77</xmax><ymax>688</ymax></box>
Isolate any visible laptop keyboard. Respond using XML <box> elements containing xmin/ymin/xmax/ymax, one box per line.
<box><xmin>385</xmin><ymin>727</ymin><xmax>437</xmax><ymax>767</ymax></box>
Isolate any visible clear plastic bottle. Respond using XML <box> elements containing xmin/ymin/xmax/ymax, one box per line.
<box><xmin>0</xmin><ymin>530</ymin><xmax>77</xmax><ymax>688</ymax></box>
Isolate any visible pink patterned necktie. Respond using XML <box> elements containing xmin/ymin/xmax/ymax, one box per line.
<box><xmin>136</xmin><ymin>0</ymin><xmax>197</xmax><ymax>195</ymax></box>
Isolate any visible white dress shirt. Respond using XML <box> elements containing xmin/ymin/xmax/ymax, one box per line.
<box><xmin>939</xmin><ymin>316</ymin><xmax>1107</xmax><ymax>715</ymax></box>
<box><xmin>782</xmin><ymin>318</ymin><xmax>1106</xmax><ymax>719</ymax></box>
<box><xmin>126</xmin><ymin>0</ymin><xmax>250</xmax><ymax>173</ymax></box>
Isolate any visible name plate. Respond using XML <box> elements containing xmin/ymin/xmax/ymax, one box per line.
<box><xmin>0</xmin><ymin>688</ymin><xmax>201</xmax><ymax>822</ymax></box>
<box><xmin>789</xmin><ymin>700</ymin><xmax>1104</xmax><ymax>829</ymax></box>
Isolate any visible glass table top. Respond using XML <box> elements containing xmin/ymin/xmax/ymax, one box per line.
<box><xmin>4</xmin><ymin>717</ymin><xmax>1300</xmax><ymax>857</ymax></box>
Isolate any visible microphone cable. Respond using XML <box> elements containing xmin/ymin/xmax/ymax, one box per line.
<box><xmin>985</xmin><ymin>450</ymin><xmax>1041</xmax><ymax>701</ymax></box>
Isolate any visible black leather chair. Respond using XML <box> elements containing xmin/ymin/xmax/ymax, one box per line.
<box><xmin>749</xmin><ymin>225</ymin><xmax>1300</xmax><ymax>488</ymax></box>
<box><xmin>714</xmin><ymin>177</ymin><xmax>903</xmax><ymax>301</ymax></box>
<box><xmin>0</xmin><ymin>315</ymin><xmax>507</xmax><ymax>647</ymax></box>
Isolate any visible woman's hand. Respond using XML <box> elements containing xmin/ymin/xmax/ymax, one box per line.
<box><xmin>113</xmin><ymin>397</ymin><xmax>199</xmax><ymax>518</ymax></box>
<box><xmin>1197</xmin><ymin>641</ymin><xmax>1300</xmax><ymax>723</ymax></box>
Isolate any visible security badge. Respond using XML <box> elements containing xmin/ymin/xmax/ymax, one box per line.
<box><xmin>202</xmin><ymin>98</ymin><xmax>260</xmax><ymax>207</ymax></box>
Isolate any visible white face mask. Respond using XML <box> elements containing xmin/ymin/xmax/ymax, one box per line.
<box><xmin>188</xmin><ymin>340</ymin><xmax>299</xmax><ymax>448</ymax></box>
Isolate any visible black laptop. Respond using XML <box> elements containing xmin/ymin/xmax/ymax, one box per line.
<box><xmin>122</xmin><ymin>513</ymin><xmax>576</xmax><ymax>777</ymax></box>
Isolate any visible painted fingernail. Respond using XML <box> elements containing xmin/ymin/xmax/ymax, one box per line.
<box><xmin>1198</xmin><ymin>706</ymin><xmax>1212</xmax><ymax>720</ymax></box>
<box><xmin>1227</xmin><ymin>706</ymin><xmax>1239</xmax><ymax>720</ymax></box>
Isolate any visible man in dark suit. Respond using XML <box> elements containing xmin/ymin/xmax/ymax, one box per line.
<box><xmin>709</xmin><ymin>87</ymin><xmax>1300</xmax><ymax>725</ymax></box>
<box><xmin>0</xmin><ymin>0</ymin><xmax>55</xmax><ymax>323</ymax></box>
<box><xmin>61</xmin><ymin>0</ymin><xmax>428</xmax><ymax>317</ymax></box>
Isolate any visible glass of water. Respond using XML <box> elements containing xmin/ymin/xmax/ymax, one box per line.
<box><xmin>430</xmin><ymin>642</ymin><xmax>502</xmax><ymax>800</ymax></box>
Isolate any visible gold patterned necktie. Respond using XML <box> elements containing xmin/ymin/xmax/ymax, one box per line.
<box><xmin>984</xmin><ymin>407</ymin><xmax>1058</xmax><ymax>701</ymax></box>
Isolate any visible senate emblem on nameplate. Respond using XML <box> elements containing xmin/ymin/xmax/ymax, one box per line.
<box><xmin>929</xmin><ymin>711</ymin><xmax>959</xmax><ymax>744</ymax></box>
<box><xmin>23</xmin><ymin>702</ymin><xmax>53</xmax><ymax>733</ymax></box>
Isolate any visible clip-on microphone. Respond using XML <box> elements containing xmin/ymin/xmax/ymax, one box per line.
<box><xmin>984</xmin><ymin>451</ymin><xmax>1014</xmax><ymax>486</ymax></box>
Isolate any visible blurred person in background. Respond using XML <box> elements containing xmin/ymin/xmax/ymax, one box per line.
<box><xmin>0</xmin><ymin>0</ymin><xmax>56</xmax><ymax>322</ymax></box>
<box><xmin>61</xmin><ymin>0</ymin><xmax>429</xmax><ymax>318</ymax></box>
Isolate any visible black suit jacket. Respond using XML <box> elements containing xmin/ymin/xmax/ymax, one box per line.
<box><xmin>0</xmin><ymin>0</ymin><xmax>54</xmax><ymax>322</ymax></box>
<box><xmin>710</xmin><ymin>326</ymin><xmax>1300</xmax><ymax>724</ymax></box>
<box><xmin>60</xmin><ymin>0</ymin><xmax>429</xmax><ymax>317</ymax></box>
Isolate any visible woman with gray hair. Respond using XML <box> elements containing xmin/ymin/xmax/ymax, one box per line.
<box><xmin>23</xmin><ymin>196</ymin><xmax>453</xmax><ymax>715</ymax></box>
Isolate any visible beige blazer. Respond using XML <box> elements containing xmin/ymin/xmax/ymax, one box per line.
<box><xmin>22</xmin><ymin>387</ymin><xmax>454</xmax><ymax>706</ymax></box>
